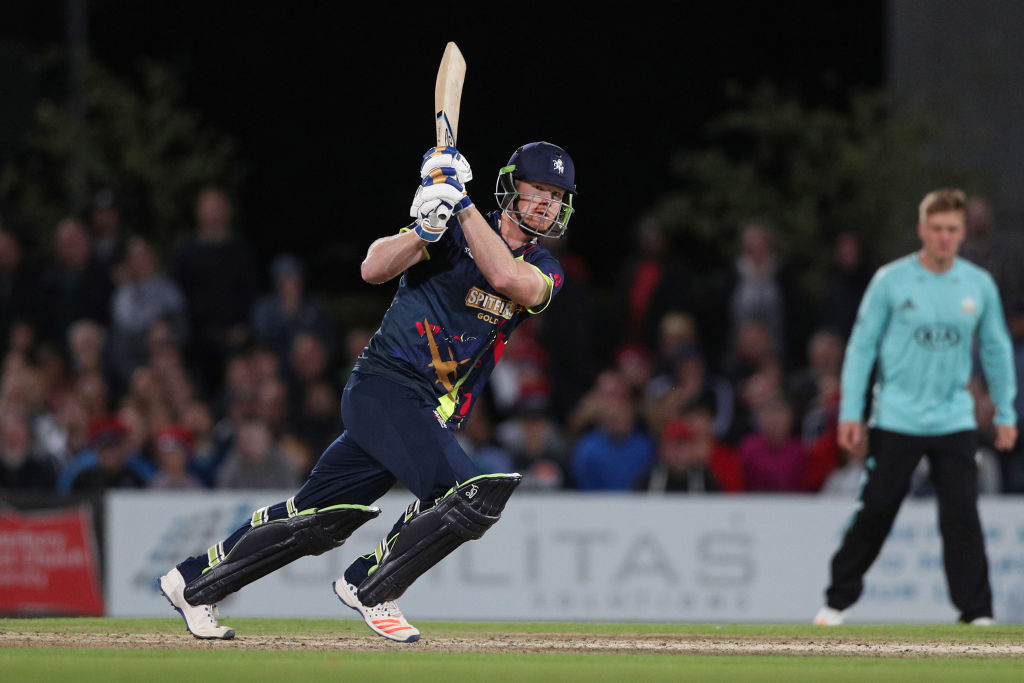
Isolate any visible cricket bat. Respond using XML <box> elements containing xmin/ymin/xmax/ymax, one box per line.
<box><xmin>435</xmin><ymin>42</ymin><xmax>466</xmax><ymax>147</ymax></box>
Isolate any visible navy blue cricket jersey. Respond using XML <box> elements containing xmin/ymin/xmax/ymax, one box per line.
<box><xmin>354</xmin><ymin>210</ymin><xmax>564</xmax><ymax>429</ymax></box>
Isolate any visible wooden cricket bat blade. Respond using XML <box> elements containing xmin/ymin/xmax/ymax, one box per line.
<box><xmin>435</xmin><ymin>42</ymin><xmax>466</xmax><ymax>147</ymax></box>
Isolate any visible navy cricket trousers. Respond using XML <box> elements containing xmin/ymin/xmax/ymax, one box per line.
<box><xmin>824</xmin><ymin>428</ymin><xmax>992</xmax><ymax>622</ymax></box>
<box><xmin>177</xmin><ymin>372</ymin><xmax>481</xmax><ymax>587</ymax></box>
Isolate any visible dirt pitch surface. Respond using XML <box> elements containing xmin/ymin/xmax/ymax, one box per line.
<box><xmin>3</xmin><ymin>631</ymin><xmax>1023</xmax><ymax>658</ymax></box>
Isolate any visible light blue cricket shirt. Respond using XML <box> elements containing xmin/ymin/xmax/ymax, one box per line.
<box><xmin>839</xmin><ymin>253</ymin><xmax>1017</xmax><ymax>435</ymax></box>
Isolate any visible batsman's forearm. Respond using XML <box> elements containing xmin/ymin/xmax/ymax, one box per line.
<box><xmin>458</xmin><ymin>207</ymin><xmax>546</xmax><ymax>307</ymax></box>
<box><xmin>361</xmin><ymin>229</ymin><xmax>427</xmax><ymax>284</ymax></box>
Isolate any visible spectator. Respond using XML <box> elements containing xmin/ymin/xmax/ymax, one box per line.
<box><xmin>338</xmin><ymin>326</ymin><xmax>373</xmax><ymax>383</ymax></box>
<box><xmin>1005</xmin><ymin>298</ymin><xmax>1024</xmax><ymax>493</ymax></box>
<box><xmin>487</xmin><ymin>319</ymin><xmax>552</xmax><ymax>421</ymax></box>
<box><xmin>85</xmin><ymin>188</ymin><xmax>126</xmax><ymax>297</ymax></box>
<box><xmin>288</xmin><ymin>380</ymin><xmax>343</xmax><ymax>456</ymax></box>
<box><xmin>254</xmin><ymin>377</ymin><xmax>290</xmax><ymax>437</ymax></box>
<box><xmin>33</xmin><ymin>394</ymin><xmax>90</xmax><ymax>470</ymax></box>
<box><xmin>216</xmin><ymin>419</ymin><xmax>300</xmax><ymax>490</ymax></box>
<box><xmin>251</xmin><ymin>253</ymin><xmax>337</xmax><ymax>364</ymax></box>
<box><xmin>170</xmin><ymin>187</ymin><xmax>259</xmax><ymax>395</ymax></box>
<box><xmin>109</xmin><ymin>237</ymin><xmax>188</xmax><ymax>389</ymax></box>
<box><xmin>57</xmin><ymin>415</ymin><xmax>152</xmax><ymax>495</ymax></box>
<box><xmin>284</xmin><ymin>331</ymin><xmax>335</xmax><ymax>418</ymax></box>
<box><xmin>645</xmin><ymin>342</ymin><xmax>735</xmax><ymax>443</ymax></box>
<box><xmin>681</xmin><ymin>394</ymin><xmax>744</xmax><ymax>492</ymax></box>
<box><xmin>651</xmin><ymin>310</ymin><xmax>699</xmax><ymax>378</ymax></box>
<box><xmin>278</xmin><ymin>432</ymin><xmax>316</xmax><ymax>481</ymax></box>
<box><xmin>570</xmin><ymin>381</ymin><xmax>655</xmax><ymax>491</ymax></box>
<box><xmin>0</xmin><ymin>408</ymin><xmax>58</xmax><ymax>492</ymax></box>
<box><xmin>36</xmin><ymin>217</ymin><xmax>110</xmax><ymax>345</ymax></box>
<box><xmin>817</xmin><ymin>231</ymin><xmax>872</xmax><ymax>340</ymax></box>
<box><xmin>725</xmin><ymin>353</ymin><xmax>785</xmax><ymax>446</ymax></box>
<box><xmin>788</xmin><ymin>327</ymin><xmax>845</xmax><ymax>441</ymax></box>
<box><xmin>533</xmin><ymin>238</ymin><xmax>598</xmax><ymax>423</ymax></box>
<box><xmin>67</xmin><ymin>319</ymin><xmax>111</xmax><ymax>382</ymax></box>
<box><xmin>454</xmin><ymin>404</ymin><xmax>514</xmax><ymax>475</ymax></box>
<box><xmin>736</xmin><ymin>395</ymin><xmax>806</xmax><ymax>492</ymax></box>
<box><xmin>565</xmin><ymin>368</ymin><xmax>629</xmax><ymax>440</ymax></box>
<box><xmin>613</xmin><ymin>217</ymin><xmax>690</xmax><ymax>351</ymax></box>
<box><xmin>149</xmin><ymin>425</ymin><xmax>203</xmax><ymax>490</ymax></box>
<box><xmin>615</xmin><ymin>344</ymin><xmax>655</xmax><ymax>405</ymax></box>
<box><xmin>635</xmin><ymin>417</ymin><xmax>722</xmax><ymax>493</ymax></box>
<box><xmin>961</xmin><ymin>196</ymin><xmax>1024</xmax><ymax>318</ymax></box>
<box><xmin>801</xmin><ymin>374</ymin><xmax>842</xmax><ymax>492</ymax></box>
<box><xmin>180</xmin><ymin>399</ymin><xmax>229</xmax><ymax>489</ymax></box>
<box><xmin>498</xmin><ymin>399</ymin><xmax>570</xmax><ymax>491</ymax></box>
<box><xmin>0</xmin><ymin>224</ymin><xmax>39</xmax><ymax>358</ymax></box>
<box><xmin>720</xmin><ymin>220</ymin><xmax>804</xmax><ymax>370</ymax></box>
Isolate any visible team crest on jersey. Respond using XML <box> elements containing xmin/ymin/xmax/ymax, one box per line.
<box><xmin>466</xmin><ymin>286</ymin><xmax>517</xmax><ymax>321</ymax></box>
<box><xmin>552</xmin><ymin>158</ymin><xmax>565</xmax><ymax>174</ymax></box>
<box><xmin>961</xmin><ymin>297</ymin><xmax>976</xmax><ymax>315</ymax></box>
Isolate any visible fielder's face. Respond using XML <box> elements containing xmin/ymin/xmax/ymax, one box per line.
<box><xmin>918</xmin><ymin>209</ymin><xmax>966</xmax><ymax>270</ymax></box>
<box><xmin>514</xmin><ymin>180</ymin><xmax>564</xmax><ymax>235</ymax></box>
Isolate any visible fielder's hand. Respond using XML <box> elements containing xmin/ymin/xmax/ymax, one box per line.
<box><xmin>420</xmin><ymin>146</ymin><xmax>473</xmax><ymax>185</ymax></box>
<box><xmin>411</xmin><ymin>170</ymin><xmax>474</xmax><ymax>242</ymax></box>
<box><xmin>837</xmin><ymin>420</ymin><xmax>867</xmax><ymax>460</ymax></box>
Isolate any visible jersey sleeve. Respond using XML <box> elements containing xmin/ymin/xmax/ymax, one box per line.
<box><xmin>839</xmin><ymin>267</ymin><xmax>891</xmax><ymax>423</ymax></box>
<box><xmin>521</xmin><ymin>248</ymin><xmax>564</xmax><ymax>314</ymax></box>
<box><xmin>976</xmin><ymin>271</ymin><xmax>1017</xmax><ymax>425</ymax></box>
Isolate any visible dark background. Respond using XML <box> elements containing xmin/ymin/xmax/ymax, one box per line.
<box><xmin>0</xmin><ymin>2</ymin><xmax>884</xmax><ymax>293</ymax></box>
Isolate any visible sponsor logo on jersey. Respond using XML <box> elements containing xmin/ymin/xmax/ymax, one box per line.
<box><xmin>913</xmin><ymin>323</ymin><xmax>960</xmax><ymax>349</ymax></box>
<box><xmin>465</xmin><ymin>286</ymin><xmax>517</xmax><ymax>321</ymax></box>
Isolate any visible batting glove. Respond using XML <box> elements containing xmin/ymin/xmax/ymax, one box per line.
<box><xmin>411</xmin><ymin>170</ymin><xmax>473</xmax><ymax>242</ymax></box>
<box><xmin>420</xmin><ymin>146</ymin><xmax>473</xmax><ymax>185</ymax></box>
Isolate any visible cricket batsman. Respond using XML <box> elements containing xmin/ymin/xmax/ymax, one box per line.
<box><xmin>159</xmin><ymin>142</ymin><xmax>577</xmax><ymax>641</ymax></box>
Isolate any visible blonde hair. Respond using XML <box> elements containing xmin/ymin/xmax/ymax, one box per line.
<box><xmin>918</xmin><ymin>188</ymin><xmax>966</xmax><ymax>223</ymax></box>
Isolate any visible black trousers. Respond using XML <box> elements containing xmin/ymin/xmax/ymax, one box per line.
<box><xmin>825</xmin><ymin>428</ymin><xmax>992</xmax><ymax>622</ymax></box>
<box><xmin>177</xmin><ymin>372</ymin><xmax>481</xmax><ymax>587</ymax></box>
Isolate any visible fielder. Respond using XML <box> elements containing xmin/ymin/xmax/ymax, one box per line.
<box><xmin>814</xmin><ymin>188</ymin><xmax>1017</xmax><ymax>626</ymax></box>
<box><xmin>159</xmin><ymin>142</ymin><xmax>577</xmax><ymax>641</ymax></box>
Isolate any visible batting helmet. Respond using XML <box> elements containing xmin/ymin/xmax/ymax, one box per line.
<box><xmin>494</xmin><ymin>141</ymin><xmax>577</xmax><ymax>239</ymax></box>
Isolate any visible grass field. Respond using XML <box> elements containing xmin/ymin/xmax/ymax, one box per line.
<box><xmin>3</xmin><ymin>617</ymin><xmax>1023</xmax><ymax>682</ymax></box>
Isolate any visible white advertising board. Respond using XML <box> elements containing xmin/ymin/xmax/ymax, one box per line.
<box><xmin>106</xmin><ymin>491</ymin><xmax>1024</xmax><ymax>623</ymax></box>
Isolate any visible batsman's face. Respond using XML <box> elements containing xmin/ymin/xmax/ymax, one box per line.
<box><xmin>515</xmin><ymin>181</ymin><xmax>564</xmax><ymax>234</ymax></box>
<box><xmin>918</xmin><ymin>210</ymin><xmax>965</xmax><ymax>268</ymax></box>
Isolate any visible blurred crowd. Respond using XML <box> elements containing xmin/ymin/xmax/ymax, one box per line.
<box><xmin>2</xmin><ymin>188</ymin><xmax>1024</xmax><ymax>499</ymax></box>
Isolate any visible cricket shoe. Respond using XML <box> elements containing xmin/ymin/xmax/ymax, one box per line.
<box><xmin>968</xmin><ymin>617</ymin><xmax>995</xmax><ymax>626</ymax></box>
<box><xmin>159</xmin><ymin>567</ymin><xmax>235</xmax><ymax>640</ymax></box>
<box><xmin>333</xmin><ymin>579</ymin><xmax>420</xmax><ymax>642</ymax></box>
<box><xmin>812</xmin><ymin>605</ymin><xmax>846</xmax><ymax>626</ymax></box>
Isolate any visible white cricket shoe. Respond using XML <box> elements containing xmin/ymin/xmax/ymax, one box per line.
<box><xmin>813</xmin><ymin>605</ymin><xmax>846</xmax><ymax>626</ymax></box>
<box><xmin>333</xmin><ymin>580</ymin><xmax>420</xmax><ymax>642</ymax></box>
<box><xmin>969</xmin><ymin>617</ymin><xmax>995</xmax><ymax>626</ymax></box>
<box><xmin>159</xmin><ymin>568</ymin><xmax>235</xmax><ymax>640</ymax></box>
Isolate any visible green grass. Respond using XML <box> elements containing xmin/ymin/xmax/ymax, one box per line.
<box><xmin>2</xmin><ymin>618</ymin><xmax>1023</xmax><ymax>683</ymax></box>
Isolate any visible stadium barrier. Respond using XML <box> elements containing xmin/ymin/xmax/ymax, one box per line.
<box><xmin>105</xmin><ymin>490</ymin><xmax>1024</xmax><ymax>623</ymax></box>
<box><xmin>0</xmin><ymin>499</ymin><xmax>104</xmax><ymax>616</ymax></box>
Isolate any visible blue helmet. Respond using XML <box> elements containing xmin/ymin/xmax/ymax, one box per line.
<box><xmin>494</xmin><ymin>142</ymin><xmax>577</xmax><ymax>239</ymax></box>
